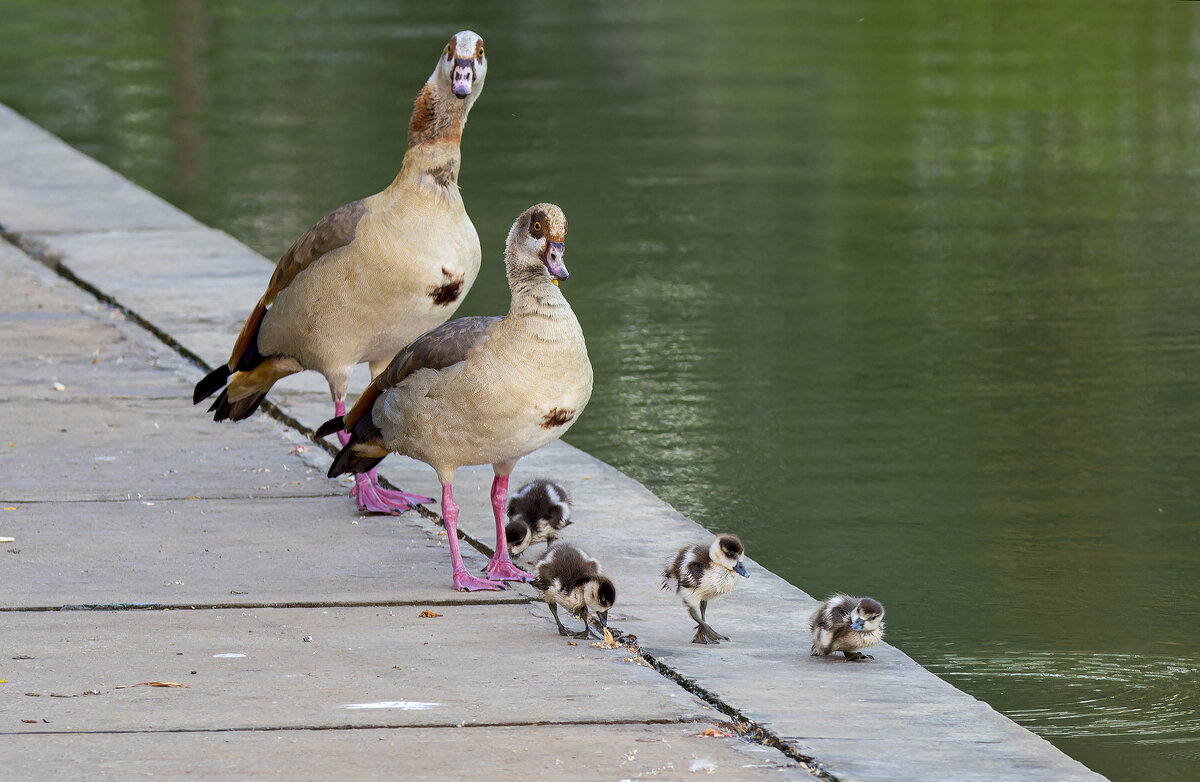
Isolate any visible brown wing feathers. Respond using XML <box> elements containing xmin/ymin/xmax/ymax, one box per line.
<box><xmin>319</xmin><ymin>316</ymin><xmax>501</xmax><ymax>476</ymax></box>
<box><xmin>192</xmin><ymin>201</ymin><xmax>367</xmax><ymax>417</ymax></box>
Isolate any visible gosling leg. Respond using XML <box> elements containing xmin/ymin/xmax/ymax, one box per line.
<box><xmin>843</xmin><ymin>650</ymin><xmax>874</xmax><ymax>662</ymax></box>
<box><xmin>688</xmin><ymin>605</ymin><xmax>727</xmax><ymax>644</ymax></box>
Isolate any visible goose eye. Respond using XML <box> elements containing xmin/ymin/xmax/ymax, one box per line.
<box><xmin>533</xmin><ymin>221</ymin><xmax>542</xmax><ymax>233</ymax></box>
<box><xmin>478</xmin><ymin>46</ymin><xmax>485</xmax><ymax>59</ymax></box>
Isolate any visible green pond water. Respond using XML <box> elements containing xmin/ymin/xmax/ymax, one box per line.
<box><xmin>3</xmin><ymin>2</ymin><xmax>1200</xmax><ymax>778</ymax></box>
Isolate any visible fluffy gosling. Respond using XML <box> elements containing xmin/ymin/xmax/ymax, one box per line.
<box><xmin>662</xmin><ymin>534</ymin><xmax>749</xmax><ymax>644</ymax></box>
<box><xmin>809</xmin><ymin>594</ymin><xmax>886</xmax><ymax>661</ymax></box>
<box><xmin>506</xmin><ymin>479</ymin><xmax>572</xmax><ymax>557</ymax></box>
<box><xmin>532</xmin><ymin>543</ymin><xmax>615</xmax><ymax>640</ymax></box>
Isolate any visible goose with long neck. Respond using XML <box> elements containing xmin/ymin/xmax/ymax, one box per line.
<box><xmin>316</xmin><ymin>203</ymin><xmax>593</xmax><ymax>591</ymax></box>
<box><xmin>193</xmin><ymin>31</ymin><xmax>488</xmax><ymax>515</ymax></box>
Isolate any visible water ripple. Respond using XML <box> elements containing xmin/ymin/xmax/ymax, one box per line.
<box><xmin>928</xmin><ymin>652</ymin><xmax>1200</xmax><ymax>742</ymax></box>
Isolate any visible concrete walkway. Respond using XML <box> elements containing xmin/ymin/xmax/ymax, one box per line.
<box><xmin>0</xmin><ymin>102</ymin><xmax>1107</xmax><ymax>780</ymax></box>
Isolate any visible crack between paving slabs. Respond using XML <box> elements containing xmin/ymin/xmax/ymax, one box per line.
<box><xmin>3</xmin><ymin>228</ymin><xmax>837</xmax><ymax>780</ymax></box>
<box><xmin>2</xmin><ymin>716</ymin><xmax>704</xmax><ymax>737</ymax></box>
<box><xmin>0</xmin><ymin>598</ymin><xmax>530</xmax><ymax>613</ymax></box>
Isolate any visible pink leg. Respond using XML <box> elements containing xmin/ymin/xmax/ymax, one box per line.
<box><xmin>333</xmin><ymin>401</ymin><xmax>434</xmax><ymax>514</ymax></box>
<box><xmin>485</xmin><ymin>474</ymin><xmax>534</xmax><ymax>582</ymax></box>
<box><xmin>443</xmin><ymin>484</ymin><xmax>504</xmax><ymax>592</ymax></box>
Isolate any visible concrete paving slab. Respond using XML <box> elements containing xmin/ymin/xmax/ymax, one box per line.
<box><xmin>2</xmin><ymin>723</ymin><xmax>799</xmax><ymax>780</ymax></box>
<box><xmin>1</xmin><ymin>497</ymin><xmax>524</xmax><ymax>609</ymax></box>
<box><xmin>1</xmin><ymin>397</ymin><xmax>348</xmax><ymax>503</ymax></box>
<box><xmin>0</xmin><ymin>105</ymin><xmax>197</xmax><ymax>234</ymax></box>
<box><xmin>2</xmin><ymin>607</ymin><xmax>710</xmax><ymax>732</ymax></box>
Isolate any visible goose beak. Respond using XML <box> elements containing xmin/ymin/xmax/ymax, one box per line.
<box><xmin>541</xmin><ymin>241</ymin><xmax>568</xmax><ymax>281</ymax></box>
<box><xmin>850</xmin><ymin>618</ymin><xmax>864</xmax><ymax>631</ymax></box>
<box><xmin>734</xmin><ymin>562</ymin><xmax>749</xmax><ymax>577</ymax></box>
<box><xmin>452</xmin><ymin>58</ymin><xmax>475</xmax><ymax>98</ymax></box>
<box><xmin>596</xmin><ymin>611</ymin><xmax>609</xmax><ymax>628</ymax></box>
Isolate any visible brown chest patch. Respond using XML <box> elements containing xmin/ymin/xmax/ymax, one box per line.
<box><xmin>428</xmin><ymin>271</ymin><xmax>465</xmax><ymax>306</ymax></box>
<box><xmin>541</xmin><ymin>408</ymin><xmax>575</xmax><ymax>428</ymax></box>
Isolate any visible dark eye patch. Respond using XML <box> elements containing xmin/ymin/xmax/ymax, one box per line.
<box><xmin>529</xmin><ymin>211</ymin><xmax>548</xmax><ymax>238</ymax></box>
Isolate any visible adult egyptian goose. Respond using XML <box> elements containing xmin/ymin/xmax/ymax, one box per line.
<box><xmin>809</xmin><ymin>594</ymin><xmax>886</xmax><ymax>661</ymax></box>
<box><xmin>192</xmin><ymin>31</ymin><xmax>489</xmax><ymax>514</ymax></box>
<box><xmin>662</xmin><ymin>534</ymin><xmax>749</xmax><ymax>644</ymax></box>
<box><xmin>315</xmin><ymin>204</ymin><xmax>593</xmax><ymax>591</ymax></box>
<box><xmin>506</xmin><ymin>479</ymin><xmax>572</xmax><ymax>556</ymax></box>
<box><xmin>532</xmin><ymin>543</ymin><xmax>616</xmax><ymax>639</ymax></box>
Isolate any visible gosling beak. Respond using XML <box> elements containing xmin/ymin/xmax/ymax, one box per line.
<box><xmin>850</xmin><ymin>618</ymin><xmax>864</xmax><ymax>631</ymax></box>
<box><xmin>541</xmin><ymin>241</ymin><xmax>568</xmax><ymax>281</ymax></box>
<box><xmin>596</xmin><ymin>610</ymin><xmax>609</xmax><ymax>628</ymax></box>
<box><xmin>452</xmin><ymin>58</ymin><xmax>475</xmax><ymax>98</ymax></box>
<box><xmin>734</xmin><ymin>562</ymin><xmax>749</xmax><ymax>577</ymax></box>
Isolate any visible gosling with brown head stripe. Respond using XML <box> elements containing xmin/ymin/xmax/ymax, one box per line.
<box><xmin>533</xmin><ymin>544</ymin><xmax>616</xmax><ymax>640</ymax></box>
<box><xmin>662</xmin><ymin>534</ymin><xmax>749</xmax><ymax>644</ymax></box>
<box><xmin>506</xmin><ymin>479</ymin><xmax>572</xmax><ymax>557</ymax></box>
<box><xmin>809</xmin><ymin>594</ymin><xmax>886</xmax><ymax>661</ymax></box>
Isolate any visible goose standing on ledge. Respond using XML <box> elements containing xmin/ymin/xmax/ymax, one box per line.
<box><xmin>193</xmin><ymin>31</ymin><xmax>489</xmax><ymax>515</ymax></box>
<box><xmin>316</xmin><ymin>204</ymin><xmax>593</xmax><ymax>591</ymax></box>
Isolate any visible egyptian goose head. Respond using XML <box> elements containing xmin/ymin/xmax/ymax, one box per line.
<box><xmin>506</xmin><ymin>203</ymin><xmax>569</xmax><ymax>285</ymax></box>
<box><xmin>438</xmin><ymin>31</ymin><xmax>488</xmax><ymax>103</ymax></box>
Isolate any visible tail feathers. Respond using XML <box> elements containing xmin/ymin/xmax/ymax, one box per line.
<box><xmin>193</xmin><ymin>365</ymin><xmax>232</xmax><ymax>404</ymax></box>
<box><xmin>328</xmin><ymin>439</ymin><xmax>387</xmax><ymax>478</ymax></box>
<box><xmin>313</xmin><ymin>416</ymin><xmax>346</xmax><ymax>440</ymax></box>
<box><xmin>203</xmin><ymin>356</ymin><xmax>302</xmax><ymax>423</ymax></box>
<box><xmin>209</xmin><ymin>387</ymin><xmax>267</xmax><ymax>422</ymax></box>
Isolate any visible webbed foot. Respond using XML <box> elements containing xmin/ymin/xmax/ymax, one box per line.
<box><xmin>486</xmin><ymin>557</ymin><xmax>534</xmax><ymax>582</ymax></box>
<box><xmin>453</xmin><ymin>570</ymin><xmax>506</xmax><ymax>592</ymax></box>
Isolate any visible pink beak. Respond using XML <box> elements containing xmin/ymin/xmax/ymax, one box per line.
<box><xmin>541</xmin><ymin>241</ymin><xmax>567</xmax><ymax>280</ymax></box>
<box><xmin>452</xmin><ymin>58</ymin><xmax>474</xmax><ymax>98</ymax></box>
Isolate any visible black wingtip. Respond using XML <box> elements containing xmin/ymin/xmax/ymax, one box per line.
<box><xmin>313</xmin><ymin>416</ymin><xmax>346</xmax><ymax>441</ymax></box>
<box><xmin>207</xmin><ymin>387</ymin><xmax>265</xmax><ymax>422</ymax></box>
<box><xmin>193</xmin><ymin>365</ymin><xmax>232</xmax><ymax>405</ymax></box>
<box><xmin>327</xmin><ymin>442</ymin><xmax>385</xmax><ymax>479</ymax></box>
